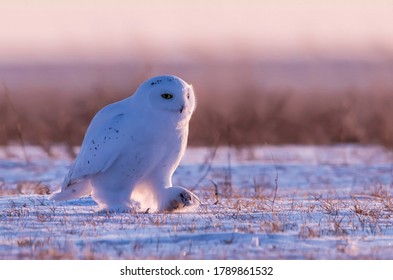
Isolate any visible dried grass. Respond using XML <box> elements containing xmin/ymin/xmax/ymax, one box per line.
<box><xmin>2</xmin><ymin>85</ymin><xmax>393</xmax><ymax>148</ymax></box>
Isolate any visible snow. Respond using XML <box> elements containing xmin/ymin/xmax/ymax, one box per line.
<box><xmin>1</xmin><ymin>144</ymin><xmax>393</xmax><ymax>259</ymax></box>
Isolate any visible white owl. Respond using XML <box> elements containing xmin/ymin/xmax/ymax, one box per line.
<box><xmin>50</xmin><ymin>75</ymin><xmax>199</xmax><ymax>212</ymax></box>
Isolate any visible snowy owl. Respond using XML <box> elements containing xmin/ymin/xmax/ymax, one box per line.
<box><xmin>50</xmin><ymin>75</ymin><xmax>199</xmax><ymax>212</ymax></box>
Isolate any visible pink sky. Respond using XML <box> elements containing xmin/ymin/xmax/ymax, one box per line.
<box><xmin>1</xmin><ymin>1</ymin><xmax>393</xmax><ymax>63</ymax></box>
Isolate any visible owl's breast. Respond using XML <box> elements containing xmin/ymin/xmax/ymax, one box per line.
<box><xmin>116</xmin><ymin>118</ymin><xmax>188</xmax><ymax>180</ymax></box>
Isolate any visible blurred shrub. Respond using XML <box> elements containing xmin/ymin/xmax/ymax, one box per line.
<box><xmin>2</xmin><ymin>86</ymin><xmax>393</xmax><ymax>148</ymax></box>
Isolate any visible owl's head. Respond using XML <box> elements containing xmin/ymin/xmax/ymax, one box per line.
<box><xmin>134</xmin><ymin>75</ymin><xmax>196</xmax><ymax>120</ymax></box>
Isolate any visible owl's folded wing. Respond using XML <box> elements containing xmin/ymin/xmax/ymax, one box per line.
<box><xmin>62</xmin><ymin>104</ymin><xmax>127</xmax><ymax>190</ymax></box>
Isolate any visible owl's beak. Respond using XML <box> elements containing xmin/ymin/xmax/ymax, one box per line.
<box><xmin>179</xmin><ymin>105</ymin><xmax>184</xmax><ymax>114</ymax></box>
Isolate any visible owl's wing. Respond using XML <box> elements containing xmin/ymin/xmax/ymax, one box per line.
<box><xmin>62</xmin><ymin>103</ymin><xmax>128</xmax><ymax>189</ymax></box>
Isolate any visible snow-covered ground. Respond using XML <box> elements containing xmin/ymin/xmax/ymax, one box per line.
<box><xmin>1</xmin><ymin>145</ymin><xmax>393</xmax><ymax>259</ymax></box>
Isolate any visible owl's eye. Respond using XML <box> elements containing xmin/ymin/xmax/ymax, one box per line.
<box><xmin>161</xmin><ymin>93</ymin><xmax>173</xmax><ymax>100</ymax></box>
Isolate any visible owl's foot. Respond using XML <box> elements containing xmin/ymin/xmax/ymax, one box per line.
<box><xmin>160</xmin><ymin>187</ymin><xmax>200</xmax><ymax>212</ymax></box>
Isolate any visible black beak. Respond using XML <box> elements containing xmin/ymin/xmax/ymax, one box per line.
<box><xmin>179</xmin><ymin>106</ymin><xmax>184</xmax><ymax>113</ymax></box>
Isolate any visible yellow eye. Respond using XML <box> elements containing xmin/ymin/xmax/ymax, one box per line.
<box><xmin>161</xmin><ymin>93</ymin><xmax>173</xmax><ymax>99</ymax></box>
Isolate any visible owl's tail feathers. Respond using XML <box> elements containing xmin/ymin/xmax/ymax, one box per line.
<box><xmin>49</xmin><ymin>181</ymin><xmax>92</xmax><ymax>201</ymax></box>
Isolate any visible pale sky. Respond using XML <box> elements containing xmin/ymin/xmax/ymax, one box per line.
<box><xmin>1</xmin><ymin>0</ymin><xmax>393</xmax><ymax>63</ymax></box>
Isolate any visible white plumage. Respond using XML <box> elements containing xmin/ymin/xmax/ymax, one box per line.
<box><xmin>50</xmin><ymin>75</ymin><xmax>199</xmax><ymax>212</ymax></box>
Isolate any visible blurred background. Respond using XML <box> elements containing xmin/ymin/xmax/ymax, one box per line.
<box><xmin>1</xmin><ymin>0</ymin><xmax>393</xmax><ymax>148</ymax></box>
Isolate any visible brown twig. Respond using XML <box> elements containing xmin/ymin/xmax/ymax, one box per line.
<box><xmin>269</xmin><ymin>149</ymin><xmax>279</xmax><ymax>214</ymax></box>
<box><xmin>2</xmin><ymin>83</ymin><xmax>30</xmax><ymax>163</ymax></box>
